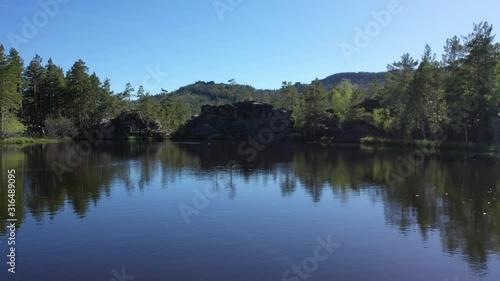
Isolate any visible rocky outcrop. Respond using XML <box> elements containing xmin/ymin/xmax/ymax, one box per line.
<box><xmin>173</xmin><ymin>101</ymin><xmax>294</xmax><ymax>141</ymax></box>
<box><xmin>80</xmin><ymin>111</ymin><xmax>167</xmax><ymax>140</ymax></box>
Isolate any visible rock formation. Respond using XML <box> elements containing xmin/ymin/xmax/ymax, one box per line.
<box><xmin>81</xmin><ymin>110</ymin><xmax>167</xmax><ymax>140</ymax></box>
<box><xmin>173</xmin><ymin>101</ymin><xmax>294</xmax><ymax>141</ymax></box>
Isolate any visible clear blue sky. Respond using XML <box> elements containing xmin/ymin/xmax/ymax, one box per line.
<box><xmin>1</xmin><ymin>0</ymin><xmax>499</xmax><ymax>94</ymax></box>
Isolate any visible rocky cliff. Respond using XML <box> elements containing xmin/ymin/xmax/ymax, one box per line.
<box><xmin>81</xmin><ymin>111</ymin><xmax>166</xmax><ymax>140</ymax></box>
<box><xmin>173</xmin><ymin>101</ymin><xmax>294</xmax><ymax>141</ymax></box>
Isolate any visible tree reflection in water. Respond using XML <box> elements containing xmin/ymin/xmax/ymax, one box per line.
<box><xmin>0</xmin><ymin>141</ymin><xmax>499</xmax><ymax>272</ymax></box>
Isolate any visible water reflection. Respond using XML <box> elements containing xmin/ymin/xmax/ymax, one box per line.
<box><xmin>0</xmin><ymin>141</ymin><xmax>499</xmax><ymax>273</ymax></box>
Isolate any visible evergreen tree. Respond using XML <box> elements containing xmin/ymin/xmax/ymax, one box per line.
<box><xmin>292</xmin><ymin>79</ymin><xmax>329</xmax><ymax>138</ymax></box>
<box><xmin>137</xmin><ymin>86</ymin><xmax>161</xmax><ymax>123</ymax></box>
<box><xmin>277</xmin><ymin>82</ymin><xmax>299</xmax><ymax>110</ymax></box>
<box><xmin>384</xmin><ymin>53</ymin><xmax>418</xmax><ymax>139</ymax></box>
<box><xmin>0</xmin><ymin>46</ymin><xmax>25</xmax><ymax>137</ymax></box>
<box><xmin>410</xmin><ymin>45</ymin><xmax>447</xmax><ymax>140</ymax></box>
<box><xmin>122</xmin><ymin>82</ymin><xmax>134</xmax><ymax>109</ymax></box>
<box><xmin>66</xmin><ymin>60</ymin><xmax>90</xmax><ymax>128</ymax></box>
<box><xmin>462</xmin><ymin>22</ymin><xmax>499</xmax><ymax>143</ymax></box>
<box><xmin>330</xmin><ymin>79</ymin><xmax>366</xmax><ymax>126</ymax></box>
<box><xmin>24</xmin><ymin>54</ymin><xmax>47</xmax><ymax>125</ymax></box>
<box><xmin>160</xmin><ymin>90</ymin><xmax>191</xmax><ymax>131</ymax></box>
<box><xmin>442</xmin><ymin>36</ymin><xmax>472</xmax><ymax>142</ymax></box>
<box><xmin>43</xmin><ymin>58</ymin><xmax>66</xmax><ymax>119</ymax></box>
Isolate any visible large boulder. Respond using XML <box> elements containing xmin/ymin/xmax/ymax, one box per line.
<box><xmin>173</xmin><ymin>101</ymin><xmax>294</xmax><ymax>141</ymax></box>
<box><xmin>80</xmin><ymin>111</ymin><xmax>167</xmax><ymax>140</ymax></box>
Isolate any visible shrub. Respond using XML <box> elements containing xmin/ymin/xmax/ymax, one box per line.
<box><xmin>44</xmin><ymin>117</ymin><xmax>78</xmax><ymax>138</ymax></box>
<box><xmin>0</xmin><ymin>115</ymin><xmax>26</xmax><ymax>138</ymax></box>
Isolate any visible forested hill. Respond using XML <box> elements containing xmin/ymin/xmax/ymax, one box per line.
<box><xmin>171</xmin><ymin>81</ymin><xmax>279</xmax><ymax>114</ymax></box>
<box><xmin>320</xmin><ymin>72</ymin><xmax>386</xmax><ymax>90</ymax></box>
<box><xmin>171</xmin><ymin>72</ymin><xmax>386</xmax><ymax>113</ymax></box>
<box><xmin>2</xmin><ymin>21</ymin><xmax>497</xmax><ymax>144</ymax></box>
<box><xmin>294</xmin><ymin>72</ymin><xmax>386</xmax><ymax>92</ymax></box>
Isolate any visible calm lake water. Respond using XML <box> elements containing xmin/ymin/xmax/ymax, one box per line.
<box><xmin>1</xmin><ymin>141</ymin><xmax>500</xmax><ymax>281</ymax></box>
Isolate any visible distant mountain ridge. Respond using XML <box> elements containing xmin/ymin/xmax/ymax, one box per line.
<box><xmin>173</xmin><ymin>72</ymin><xmax>386</xmax><ymax>94</ymax></box>
<box><xmin>294</xmin><ymin>72</ymin><xmax>387</xmax><ymax>92</ymax></box>
<box><xmin>170</xmin><ymin>72</ymin><xmax>386</xmax><ymax>113</ymax></box>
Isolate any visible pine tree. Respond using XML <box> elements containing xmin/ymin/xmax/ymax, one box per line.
<box><xmin>330</xmin><ymin>79</ymin><xmax>366</xmax><ymax>126</ymax></box>
<box><xmin>0</xmin><ymin>46</ymin><xmax>25</xmax><ymax>137</ymax></box>
<box><xmin>462</xmin><ymin>22</ymin><xmax>499</xmax><ymax>143</ymax></box>
<box><xmin>66</xmin><ymin>60</ymin><xmax>90</xmax><ymax>128</ymax></box>
<box><xmin>410</xmin><ymin>45</ymin><xmax>447</xmax><ymax>140</ymax></box>
<box><xmin>442</xmin><ymin>36</ymin><xmax>472</xmax><ymax>142</ymax></box>
<box><xmin>24</xmin><ymin>54</ymin><xmax>47</xmax><ymax>125</ymax></box>
<box><xmin>384</xmin><ymin>53</ymin><xmax>418</xmax><ymax>139</ymax></box>
<box><xmin>43</xmin><ymin>58</ymin><xmax>66</xmax><ymax>118</ymax></box>
<box><xmin>277</xmin><ymin>82</ymin><xmax>298</xmax><ymax>110</ymax></box>
<box><xmin>137</xmin><ymin>86</ymin><xmax>161</xmax><ymax>123</ymax></box>
<box><xmin>160</xmin><ymin>90</ymin><xmax>190</xmax><ymax>131</ymax></box>
<box><xmin>292</xmin><ymin>79</ymin><xmax>329</xmax><ymax>138</ymax></box>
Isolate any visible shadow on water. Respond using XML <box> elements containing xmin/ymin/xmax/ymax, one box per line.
<box><xmin>1</xmin><ymin>141</ymin><xmax>499</xmax><ymax>273</ymax></box>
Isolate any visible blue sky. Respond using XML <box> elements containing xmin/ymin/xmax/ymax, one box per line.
<box><xmin>1</xmin><ymin>0</ymin><xmax>499</xmax><ymax>94</ymax></box>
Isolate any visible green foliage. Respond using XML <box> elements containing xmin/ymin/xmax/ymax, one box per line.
<box><xmin>374</xmin><ymin>23</ymin><xmax>500</xmax><ymax>145</ymax></box>
<box><xmin>172</xmin><ymin>81</ymin><xmax>280</xmax><ymax>114</ymax></box>
<box><xmin>1</xmin><ymin>22</ymin><xmax>499</xmax><ymax>145</ymax></box>
<box><xmin>0</xmin><ymin>45</ymin><xmax>24</xmax><ymax>138</ymax></box>
<box><xmin>460</xmin><ymin>22</ymin><xmax>499</xmax><ymax>143</ymax></box>
<box><xmin>373</xmin><ymin>108</ymin><xmax>395</xmax><ymax>135</ymax></box>
<box><xmin>44</xmin><ymin>117</ymin><xmax>77</xmax><ymax>138</ymax></box>
<box><xmin>1</xmin><ymin>114</ymin><xmax>26</xmax><ymax>137</ymax></box>
<box><xmin>276</xmin><ymin>82</ymin><xmax>298</xmax><ymax>110</ymax></box>
<box><xmin>295</xmin><ymin>72</ymin><xmax>387</xmax><ymax>92</ymax></box>
<box><xmin>160</xmin><ymin>93</ymin><xmax>191</xmax><ymax>131</ymax></box>
<box><xmin>136</xmin><ymin>87</ymin><xmax>161</xmax><ymax>123</ymax></box>
<box><xmin>360</xmin><ymin>136</ymin><xmax>398</xmax><ymax>146</ymax></box>
<box><xmin>292</xmin><ymin>79</ymin><xmax>329</xmax><ymax>137</ymax></box>
<box><xmin>43</xmin><ymin>58</ymin><xmax>67</xmax><ymax>118</ymax></box>
<box><xmin>383</xmin><ymin>53</ymin><xmax>418</xmax><ymax>140</ymax></box>
<box><xmin>23</xmin><ymin>54</ymin><xmax>46</xmax><ymax>125</ymax></box>
<box><xmin>330</xmin><ymin>79</ymin><xmax>366</xmax><ymax>125</ymax></box>
<box><xmin>488</xmin><ymin>59</ymin><xmax>500</xmax><ymax>112</ymax></box>
<box><xmin>407</xmin><ymin>45</ymin><xmax>449</xmax><ymax>140</ymax></box>
<box><xmin>0</xmin><ymin>137</ymin><xmax>61</xmax><ymax>146</ymax></box>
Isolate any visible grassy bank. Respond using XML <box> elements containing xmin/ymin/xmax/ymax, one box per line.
<box><xmin>0</xmin><ymin>137</ymin><xmax>68</xmax><ymax>146</ymax></box>
<box><xmin>360</xmin><ymin>136</ymin><xmax>500</xmax><ymax>152</ymax></box>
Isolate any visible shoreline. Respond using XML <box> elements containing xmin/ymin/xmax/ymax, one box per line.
<box><xmin>1</xmin><ymin>136</ymin><xmax>499</xmax><ymax>153</ymax></box>
<box><xmin>0</xmin><ymin>137</ymin><xmax>69</xmax><ymax>146</ymax></box>
<box><xmin>359</xmin><ymin>137</ymin><xmax>500</xmax><ymax>152</ymax></box>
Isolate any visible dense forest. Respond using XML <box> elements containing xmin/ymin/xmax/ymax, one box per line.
<box><xmin>0</xmin><ymin>47</ymin><xmax>193</xmax><ymax>138</ymax></box>
<box><xmin>0</xmin><ymin>22</ymin><xmax>499</xmax><ymax>144</ymax></box>
<box><xmin>292</xmin><ymin>22</ymin><xmax>500</xmax><ymax>144</ymax></box>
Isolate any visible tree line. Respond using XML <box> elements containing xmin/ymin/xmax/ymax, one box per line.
<box><xmin>1</xmin><ymin>22</ymin><xmax>499</xmax><ymax>144</ymax></box>
<box><xmin>292</xmin><ymin>22</ymin><xmax>500</xmax><ymax>144</ymax></box>
<box><xmin>0</xmin><ymin>50</ymin><xmax>192</xmax><ymax>138</ymax></box>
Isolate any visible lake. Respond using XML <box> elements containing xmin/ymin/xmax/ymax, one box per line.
<box><xmin>1</xmin><ymin>141</ymin><xmax>500</xmax><ymax>281</ymax></box>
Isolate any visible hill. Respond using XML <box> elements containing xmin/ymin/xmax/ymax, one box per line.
<box><xmin>169</xmin><ymin>72</ymin><xmax>386</xmax><ymax>114</ymax></box>
<box><xmin>294</xmin><ymin>72</ymin><xmax>386</xmax><ymax>92</ymax></box>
